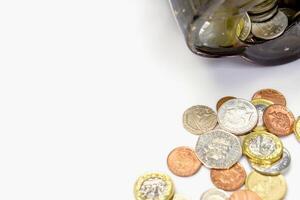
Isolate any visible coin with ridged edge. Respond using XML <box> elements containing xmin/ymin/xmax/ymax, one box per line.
<box><xmin>200</xmin><ymin>188</ymin><xmax>228</xmax><ymax>200</ymax></box>
<box><xmin>237</xmin><ymin>13</ymin><xmax>252</xmax><ymax>41</ymax></box>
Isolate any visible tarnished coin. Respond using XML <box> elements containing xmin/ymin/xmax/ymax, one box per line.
<box><xmin>217</xmin><ymin>98</ymin><xmax>258</xmax><ymax>135</ymax></box>
<box><xmin>216</xmin><ymin>96</ymin><xmax>236</xmax><ymax>111</ymax></box>
<box><xmin>293</xmin><ymin>117</ymin><xmax>300</xmax><ymax>142</ymax></box>
<box><xmin>250</xmin><ymin>6</ymin><xmax>278</xmax><ymax>23</ymax></box>
<box><xmin>246</xmin><ymin>171</ymin><xmax>287</xmax><ymax>200</ymax></box>
<box><xmin>134</xmin><ymin>172</ymin><xmax>174</xmax><ymax>200</ymax></box>
<box><xmin>263</xmin><ymin>104</ymin><xmax>295</xmax><ymax>136</ymax></box>
<box><xmin>210</xmin><ymin>163</ymin><xmax>246</xmax><ymax>191</ymax></box>
<box><xmin>251</xmin><ymin>98</ymin><xmax>274</xmax><ymax>131</ymax></box>
<box><xmin>200</xmin><ymin>188</ymin><xmax>228</xmax><ymax>200</ymax></box>
<box><xmin>183</xmin><ymin>105</ymin><xmax>217</xmax><ymax>135</ymax></box>
<box><xmin>249</xmin><ymin>148</ymin><xmax>291</xmax><ymax>176</ymax></box>
<box><xmin>252</xmin><ymin>88</ymin><xmax>286</xmax><ymax>106</ymax></box>
<box><xmin>167</xmin><ymin>146</ymin><xmax>202</xmax><ymax>177</ymax></box>
<box><xmin>252</xmin><ymin>11</ymin><xmax>288</xmax><ymax>40</ymax></box>
<box><xmin>195</xmin><ymin>129</ymin><xmax>242</xmax><ymax>169</ymax></box>
<box><xmin>243</xmin><ymin>131</ymin><xmax>283</xmax><ymax>165</ymax></box>
<box><xmin>249</xmin><ymin>0</ymin><xmax>278</xmax><ymax>14</ymax></box>
<box><xmin>236</xmin><ymin>13</ymin><xmax>252</xmax><ymax>41</ymax></box>
<box><xmin>229</xmin><ymin>190</ymin><xmax>262</xmax><ymax>200</ymax></box>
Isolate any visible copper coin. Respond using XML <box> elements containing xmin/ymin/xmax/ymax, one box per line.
<box><xmin>216</xmin><ymin>96</ymin><xmax>236</xmax><ymax>111</ymax></box>
<box><xmin>263</xmin><ymin>104</ymin><xmax>295</xmax><ymax>136</ymax></box>
<box><xmin>252</xmin><ymin>89</ymin><xmax>286</xmax><ymax>106</ymax></box>
<box><xmin>210</xmin><ymin>163</ymin><xmax>246</xmax><ymax>191</ymax></box>
<box><xmin>229</xmin><ymin>190</ymin><xmax>262</xmax><ymax>200</ymax></box>
<box><xmin>167</xmin><ymin>146</ymin><xmax>202</xmax><ymax>177</ymax></box>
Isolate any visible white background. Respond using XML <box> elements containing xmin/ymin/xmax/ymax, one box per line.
<box><xmin>0</xmin><ymin>0</ymin><xmax>299</xmax><ymax>199</ymax></box>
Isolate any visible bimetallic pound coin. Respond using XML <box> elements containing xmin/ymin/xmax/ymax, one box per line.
<box><xmin>210</xmin><ymin>163</ymin><xmax>246</xmax><ymax>191</ymax></box>
<box><xmin>216</xmin><ymin>96</ymin><xmax>236</xmax><ymax>111</ymax></box>
<box><xmin>167</xmin><ymin>146</ymin><xmax>202</xmax><ymax>177</ymax></box>
<box><xmin>293</xmin><ymin>117</ymin><xmax>300</xmax><ymax>142</ymax></box>
<box><xmin>263</xmin><ymin>104</ymin><xmax>295</xmax><ymax>136</ymax></box>
<box><xmin>249</xmin><ymin>148</ymin><xmax>291</xmax><ymax>175</ymax></box>
<box><xmin>200</xmin><ymin>188</ymin><xmax>228</xmax><ymax>200</ymax></box>
<box><xmin>252</xmin><ymin>88</ymin><xmax>286</xmax><ymax>106</ymax></box>
<box><xmin>236</xmin><ymin>13</ymin><xmax>252</xmax><ymax>41</ymax></box>
<box><xmin>246</xmin><ymin>171</ymin><xmax>287</xmax><ymax>200</ymax></box>
<box><xmin>217</xmin><ymin>98</ymin><xmax>258</xmax><ymax>135</ymax></box>
<box><xmin>195</xmin><ymin>129</ymin><xmax>242</xmax><ymax>169</ymax></box>
<box><xmin>229</xmin><ymin>190</ymin><xmax>262</xmax><ymax>200</ymax></box>
<box><xmin>134</xmin><ymin>172</ymin><xmax>174</xmax><ymax>200</ymax></box>
<box><xmin>243</xmin><ymin>131</ymin><xmax>283</xmax><ymax>165</ymax></box>
<box><xmin>183</xmin><ymin>105</ymin><xmax>217</xmax><ymax>135</ymax></box>
<box><xmin>252</xmin><ymin>11</ymin><xmax>288</xmax><ymax>40</ymax></box>
<box><xmin>251</xmin><ymin>98</ymin><xmax>274</xmax><ymax>131</ymax></box>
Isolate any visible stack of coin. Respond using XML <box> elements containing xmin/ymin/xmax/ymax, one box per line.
<box><xmin>134</xmin><ymin>88</ymin><xmax>299</xmax><ymax>200</ymax></box>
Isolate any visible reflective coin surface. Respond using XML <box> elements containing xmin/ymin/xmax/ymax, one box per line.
<box><xmin>217</xmin><ymin>98</ymin><xmax>258</xmax><ymax>135</ymax></box>
<box><xmin>263</xmin><ymin>104</ymin><xmax>295</xmax><ymax>136</ymax></box>
<box><xmin>243</xmin><ymin>131</ymin><xmax>283</xmax><ymax>165</ymax></box>
<box><xmin>211</xmin><ymin>163</ymin><xmax>246</xmax><ymax>191</ymax></box>
<box><xmin>250</xmin><ymin>6</ymin><xmax>278</xmax><ymax>23</ymax></box>
<box><xmin>195</xmin><ymin>129</ymin><xmax>242</xmax><ymax>169</ymax></box>
<box><xmin>246</xmin><ymin>171</ymin><xmax>287</xmax><ymax>200</ymax></box>
<box><xmin>249</xmin><ymin>148</ymin><xmax>291</xmax><ymax>175</ymax></box>
<box><xmin>216</xmin><ymin>96</ymin><xmax>236</xmax><ymax>111</ymax></box>
<box><xmin>229</xmin><ymin>190</ymin><xmax>262</xmax><ymax>200</ymax></box>
<box><xmin>237</xmin><ymin>13</ymin><xmax>252</xmax><ymax>41</ymax></box>
<box><xmin>252</xmin><ymin>88</ymin><xmax>286</xmax><ymax>106</ymax></box>
<box><xmin>134</xmin><ymin>172</ymin><xmax>174</xmax><ymax>200</ymax></box>
<box><xmin>183</xmin><ymin>105</ymin><xmax>217</xmax><ymax>135</ymax></box>
<box><xmin>251</xmin><ymin>99</ymin><xmax>274</xmax><ymax>131</ymax></box>
<box><xmin>200</xmin><ymin>188</ymin><xmax>228</xmax><ymax>200</ymax></box>
<box><xmin>252</xmin><ymin>11</ymin><xmax>288</xmax><ymax>40</ymax></box>
<box><xmin>167</xmin><ymin>146</ymin><xmax>202</xmax><ymax>177</ymax></box>
<box><xmin>293</xmin><ymin>116</ymin><xmax>300</xmax><ymax>142</ymax></box>
<box><xmin>249</xmin><ymin>0</ymin><xmax>278</xmax><ymax>14</ymax></box>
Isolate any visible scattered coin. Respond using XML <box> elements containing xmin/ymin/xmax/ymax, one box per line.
<box><xmin>200</xmin><ymin>188</ymin><xmax>228</xmax><ymax>200</ymax></box>
<box><xmin>183</xmin><ymin>105</ymin><xmax>218</xmax><ymax>135</ymax></box>
<box><xmin>167</xmin><ymin>146</ymin><xmax>202</xmax><ymax>177</ymax></box>
<box><xmin>217</xmin><ymin>98</ymin><xmax>258</xmax><ymax>135</ymax></box>
<box><xmin>251</xmin><ymin>98</ymin><xmax>274</xmax><ymax>131</ymax></box>
<box><xmin>229</xmin><ymin>190</ymin><xmax>262</xmax><ymax>200</ymax></box>
<box><xmin>252</xmin><ymin>88</ymin><xmax>286</xmax><ymax>106</ymax></box>
<box><xmin>211</xmin><ymin>163</ymin><xmax>246</xmax><ymax>191</ymax></box>
<box><xmin>246</xmin><ymin>171</ymin><xmax>287</xmax><ymax>200</ymax></box>
<box><xmin>249</xmin><ymin>148</ymin><xmax>291</xmax><ymax>175</ymax></box>
<box><xmin>216</xmin><ymin>96</ymin><xmax>236</xmax><ymax>111</ymax></box>
<box><xmin>134</xmin><ymin>172</ymin><xmax>174</xmax><ymax>200</ymax></box>
<box><xmin>195</xmin><ymin>129</ymin><xmax>242</xmax><ymax>169</ymax></box>
<box><xmin>293</xmin><ymin>116</ymin><xmax>300</xmax><ymax>142</ymax></box>
<box><xmin>263</xmin><ymin>104</ymin><xmax>295</xmax><ymax>136</ymax></box>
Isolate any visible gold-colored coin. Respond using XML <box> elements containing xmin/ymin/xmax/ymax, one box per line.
<box><xmin>243</xmin><ymin>131</ymin><xmax>283</xmax><ymax>165</ymax></box>
<box><xmin>293</xmin><ymin>116</ymin><xmax>300</xmax><ymax>142</ymax></box>
<box><xmin>251</xmin><ymin>99</ymin><xmax>274</xmax><ymax>132</ymax></box>
<box><xmin>246</xmin><ymin>171</ymin><xmax>287</xmax><ymax>200</ymax></box>
<box><xmin>134</xmin><ymin>172</ymin><xmax>174</xmax><ymax>200</ymax></box>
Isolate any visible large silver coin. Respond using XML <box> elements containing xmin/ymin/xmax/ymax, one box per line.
<box><xmin>195</xmin><ymin>129</ymin><xmax>242</xmax><ymax>169</ymax></box>
<box><xmin>250</xmin><ymin>6</ymin><xmax>278</xmax><ymax>23</ymax></box>
<box><xmin>252</xmin><ymin>11</ymin><xmax>288</xmax><ymax>40</ymax></box>
<box><xmin>200</xmin><ymin>188</ymin><xmax>228</xmax><ymax>200</ymax></box>
<box><xmin>217</xmin><ymin>98</ymin><xmax>258</xmax><ymax>135</ymax></box>
<box><xmin>237</xmin><ymin>13</ymin><xmax>252</xmax><ymax>41</ymax></box>
<box><xmin>249</xmin><ymin>148</ymin><xmax>291</xmax><ymax>176</ymax></box>
<box><xmin>183</xmin><ymin>105</ymin><xmax>217</xmax><ymax>135</ymax></box>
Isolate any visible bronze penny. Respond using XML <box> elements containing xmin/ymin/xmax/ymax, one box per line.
<box><xmin>167</xmin><ymin>146</ymin><xmax>202</xmax><ymax>177</ymax></box>
<box><xmin>210</xmin><ymin>163</ymin><xmax>246</xmax><ymax>191</ymax></box>
<box><xmin>252</xmin><ymin>89</ymin><xmax>286</xmax><ymax>106</ymax></box>
<box><xmin>229</xmin><ymin>190</ymin><xmax>262</xmax><ymax>200</ymax></box>
<box><xmin>263</xmin><ymin>104</ymin><xmax>295</xmax><ymax>136</ymax></box>
<box><xmin>216</xmin><ymin>96</ymin><xmax>236</xmax><ymax>111</ymax></box>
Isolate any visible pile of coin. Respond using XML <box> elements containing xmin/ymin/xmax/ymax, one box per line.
<box><xmin>134</xmin><ymin>88</ymin><xmax>300</xmax><ymax>200</ymax></box>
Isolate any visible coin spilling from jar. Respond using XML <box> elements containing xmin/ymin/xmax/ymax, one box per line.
<box><xmin>134</xmin><ymin>88</ymin><xmax>299</xmax><ymax>200</ymax></box>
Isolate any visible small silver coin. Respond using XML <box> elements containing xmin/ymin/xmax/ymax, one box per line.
<box><xmin>237</xmin><ymin>13</ymin><xmax>252</xmax><ymax>41</ymax></box>
<box><xmin>183</xmin><ymin>105</ymin><xmax>217</xmax><ymax>135</ymax></box>
<box><xmin>200</xmin><ymin>188</ymin><xmax>228</xmax><ymax>200</ymax></box>
<box><xmin>250</xmin><ymin>6</ymin><xmax>278</xmax><ymax>23</ymax></box>
<box><xmin>217</xmin><ymin>98</ymin><xmax>258</xmax><ymax>135</ymax></box>
<box><xmin>249</xmin><ymin>0</ymin><xmax>278</xmax><ymax>14</ymax></box>
<box><xmin>251</xmin><ymin>11</ymin><xmax>288</xmax><ymax>40</ymax></box>
<box><xmin>249</xmin><ymin>148</ymin><xmax>291</xmax><ymax>176</ymax></box>
<box><xmin>195</xmin><ymin>129</ymin><xmax>242</xmax><ymax>169</ymax></box>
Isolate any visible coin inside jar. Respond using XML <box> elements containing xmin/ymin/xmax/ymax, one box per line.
<box><xmin>263</xmin><ymin>104</ymin><xmax>295</xmax><ymax>136</ymax></box>
<box><xmin>210</xmin><ymin>163</ymin><xmax>246</xmax><ymax>191</ymax></box>
<box><xmin>167</xmin><ymin>146</ymin><xmax>202</xmax><ymax>177</ymax></box>
<box><xmin>229</xmin><ymin>190</ymin><xmax>262</xmax><ymax>200</ymax></box>
<box><xmin>236</xmin><ymin>13</ymin><xmax>252</xmax><ymax>41</ymax></box>
<box><xmin>200</xmin><ymin>188</ymin><xmax>228</xmax><ymax>200</ymax></box>
<box><xmin>252</xmin><ymin>88</ymin><xmax>286</xmax><ymax>106</ymax></box>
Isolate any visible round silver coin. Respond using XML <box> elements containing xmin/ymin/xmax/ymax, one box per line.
<box><xmin>217</xmin><ymin>98</ymin><xmax>258</xmax><ymax>135</ymax></box>
<box><xmin>237</xmin><ymin>13</ymin><xmax>252</xmax><ymax>41</ymax></box>
<box><xmin>200</xmin><ymin>188</ymin><xmax>228</xmax><ymax>200</ymax></box>
<box><xmin>251</xmin><ymin>11</ymin><xmax>288</xmax><ymax>40</ymax></box>
<box><xmin>250</xmin><ymin>6</ymin><xmax>278</xmax><ymax>23</ymax></box>
<box><xmin>195</xmin><ymin>129</ymin><xmax>242</xmax><ymax>169</ymax></box>
<box><xmin>249</xmin><ymin>0</ymin><xmax>278</xmax><ymax>14</ymax></box>
<box><xmin>249</xmin><ymin>148</ymin><xmax>291</xmax><ymax>175</ymax></box>
<box><xmin>183</xmin><ymin>105</ymin><xmax>217</xmax><ymax>135</ymax></box>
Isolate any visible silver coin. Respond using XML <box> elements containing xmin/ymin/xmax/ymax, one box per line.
<box><xmin>217</xmin><ymin>98</ymin><xmax>258</xmax><ymax>135</ymax></box>
<box><xmin>279</xmin><ymin>8</ymin><xmax>297</xmax><ymax>22</ymax></box>
<box><xmin>249</xmin><ymin>0</ymin><xmax>278</xmax><ymax>14</ymax></box>
<box><xmin>200</xmin><ymin>188</ymin><xmax>228</xmax><ymax>200</ymax></box>
<box><xmin>251</xmin><ymin>99</ymin><xmax>274</xmax><ymax>131</ymax></box>
<box><xmin>251</xmin><ymin>11</ymin><xmax>288</xmax><ymax>40</ymax></box>
<box><xmin>195</xmin><ymin>129</ymin><xmax>242</xmax><ymax>169</ymax></box>
<box><xmin>249</xmin><ymin>148</ymin><xmax>291</xmax><ymax>176</ymax></box>
<box><xmin>183</xmin><ymin>105</ymin><xmax>217</xmax><ymax>135</ymax></box>
<box><xmin>250</xmin><ymin>6</ymin><xmax>278</xmax><ymax>23</ymax></box>
<box><xmin>237</xmin><ymin>13</ymin><xmax>252</xmax><ymax>41</ymax></box>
